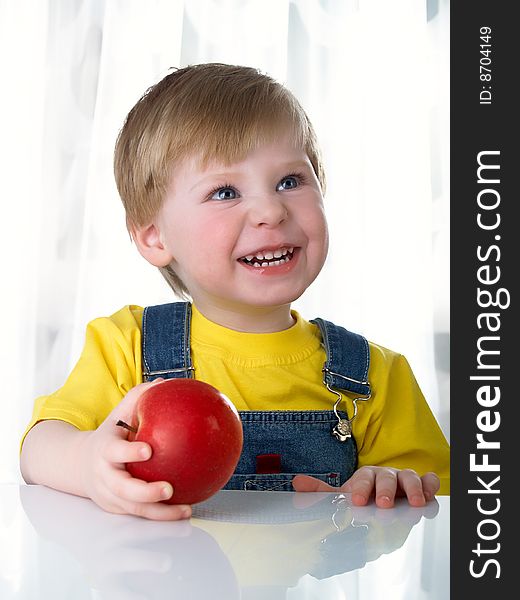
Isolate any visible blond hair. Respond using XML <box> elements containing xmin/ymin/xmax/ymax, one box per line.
<box><xmin>114</xmin><ymin>63</ymin><xmax>325</xmax><ymax>297</ymax></box>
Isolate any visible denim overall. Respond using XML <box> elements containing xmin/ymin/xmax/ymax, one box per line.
<box><xmin>142</xmin><ymin>302</ymin><xmax>371</xmax><ymax>491</ymax></box>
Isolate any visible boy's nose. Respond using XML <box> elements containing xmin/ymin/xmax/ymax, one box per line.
<box><xmin>248</xmin><ymin>194</ymin><xmax>288</xmax><ymax>228</ymax></box>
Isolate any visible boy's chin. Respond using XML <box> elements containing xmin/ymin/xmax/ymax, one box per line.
<box><xmin>246</xmin><ymin>278</ymin><xmax>319</xmax><ymax>307</ymax></box>
<box><xmin>241</xmin><ymin>291</ymin><xmax>305</xmax><ymax>310</ymax></box>
<box><xmin>224</xmin><ymin>291</ymin><xmax>303</xmax><ymax>311</ymax></box>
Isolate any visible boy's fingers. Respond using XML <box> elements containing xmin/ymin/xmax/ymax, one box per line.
<box><xmin>110</xmin><ymin>473</ymin><xmax>174</xmax><ymax>504</ymax></box>
<box><xmin>102</xmin><ymin>488</ymin><xmax>192</xmax><ymax>521</ymax></box>
<box><xmin>122</xmin><ymin>498</ymin><xmax>192</xmax><ymax>521</ymax></box>
<box><xmin>373</xmin><ymin>468</ymin><xmax>398</xmax><ymax>508</ymax></box>
<box><xmin>291</xmin><ymin>474</ymin><xmax>336</xmax><ymax>492</ymax></box>
<box><xmin>349</xmin><ymin>467</ymin><xmax>377</xmax><ymax>506</ymax></box>
<box><xmin>104</xmin><ymin>438</ymin><xmax>152</xmax><ymax>463</ymax></box>
<box><xmin>397</xmin><ymin>469</ymin><xmax>425</xmax><ymax>507</ymax></box>
<box><xmin>421</xmin><ymin>471</ymin><xmax>441</xmax><ymax>501</ymax></box>
<box><xmin>111</xmin><ymin>379</ymin><xmax>165</xmax><ymax>424</ymax></box>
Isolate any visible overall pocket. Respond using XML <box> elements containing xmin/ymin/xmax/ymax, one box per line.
<box><xmin>224</xmin><ymin>471</ymin><xmax>341</xmax><ymax>492</ymax></box>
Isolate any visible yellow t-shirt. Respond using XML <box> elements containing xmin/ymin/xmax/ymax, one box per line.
<box><xmin>23</xmin><ymin>304</ymin><xmax>450</xmax><ymax>494</ymax></box>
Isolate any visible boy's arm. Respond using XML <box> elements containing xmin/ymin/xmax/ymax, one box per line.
<box><xmin>21</xmin><ymin>420</ymin><xmax>91</xmax><ymax>496</ymax></box>
<box><xmin>20</xmin><ymin>381</ymin><xmax>192</xmax><ymax>521</ymax></box>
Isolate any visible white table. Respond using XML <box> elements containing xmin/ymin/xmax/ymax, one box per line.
<box><xmin>0</xmin><ymin>484</ymin><xmax>449</xmax><ymax>599</ymax></box>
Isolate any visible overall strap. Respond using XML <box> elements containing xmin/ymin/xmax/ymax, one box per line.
<box><xmin>141</xmin><ymin>304</ymin><xmax>370</xmax><ymax>396</ymax></box>
<box><xmin>141</xmin><ymin>302</ymin><xmax>194</xmax><ymax>381</ymax></box>
<box><xmin>310</xmin><ymin>318</ymin><xmax>371</xmax><ymax>398</ymax></box>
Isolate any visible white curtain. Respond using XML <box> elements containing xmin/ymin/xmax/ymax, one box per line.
<box><xmin>1</xmin><ymin>0</ymin><xmax>449</xmax><ymax>598</ymax></box>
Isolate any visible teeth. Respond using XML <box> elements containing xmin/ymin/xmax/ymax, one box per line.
<box><xmin>248</xmin><ymin>256</ymin><xmax>290</xmax><ymax>268</ymax></box>
<box><xmin>241</xmin><ymin>246</ymin><xmax>295</xmax><ymax>267</ymax></box>
<box><xmin>250</xmin><ymin>247</ymin><xmax>293</xmax><ymax>259</ymax></box>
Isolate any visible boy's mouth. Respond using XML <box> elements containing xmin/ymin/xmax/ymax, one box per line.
<box><xmin>239</xmin><ymin>246</ymin><xmax>295</xmax><ymax>268</ymax></box>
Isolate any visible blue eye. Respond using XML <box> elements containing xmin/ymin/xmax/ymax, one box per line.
<box><xmin>277</xmin><ymin>175</ymin><xmax>300</xmax><ymax>191</ymax></box>
<box><xmin>210</xmin><ymin>186</ymin><xmax>238</xmax><ymax>201</ymax></box>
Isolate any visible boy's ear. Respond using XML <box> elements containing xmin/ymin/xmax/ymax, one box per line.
<box><xmin>130</xmin><ymin>222</ymin><xmax>173</xmax><ymax>267</ymax></box>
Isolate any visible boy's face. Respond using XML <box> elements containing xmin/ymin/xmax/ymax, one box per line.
<box><xmin>144</xmin><ymin>136</ymin><xmax>328</xmax><ymax>327</ymax></box>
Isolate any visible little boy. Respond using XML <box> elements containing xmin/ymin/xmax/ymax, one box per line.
<box><xmin>20</xmin><ymin>63</ymin><xmax>450</xmax><ymax>521</ymax></box>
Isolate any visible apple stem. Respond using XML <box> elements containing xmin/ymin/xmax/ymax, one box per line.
<box><xmin>116</xmin><ymin>420</ymin><xmax>138</xmax><ymax>434</ymax></box>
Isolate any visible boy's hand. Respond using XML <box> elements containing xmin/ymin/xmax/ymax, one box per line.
<box><xmin>79</xmin><ymin>380</ymin><xmax>192</xmax><ymax>521</ymax></box>
<box><xmin>292</xmin><ymin>466</ymin><xmax>440</xmax><ymax>508</ymax></box>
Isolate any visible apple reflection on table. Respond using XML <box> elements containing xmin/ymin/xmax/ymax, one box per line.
<box><xmin>20</xmin><ymin>485</ymin><xmax>439</xmax><ymax>600</ymax></box>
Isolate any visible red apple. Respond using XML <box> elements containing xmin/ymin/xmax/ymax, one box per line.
<box><xmin>118</xmin><ymin>379</ymin><xmax>243</xmax><ymax>505</ymax></box>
